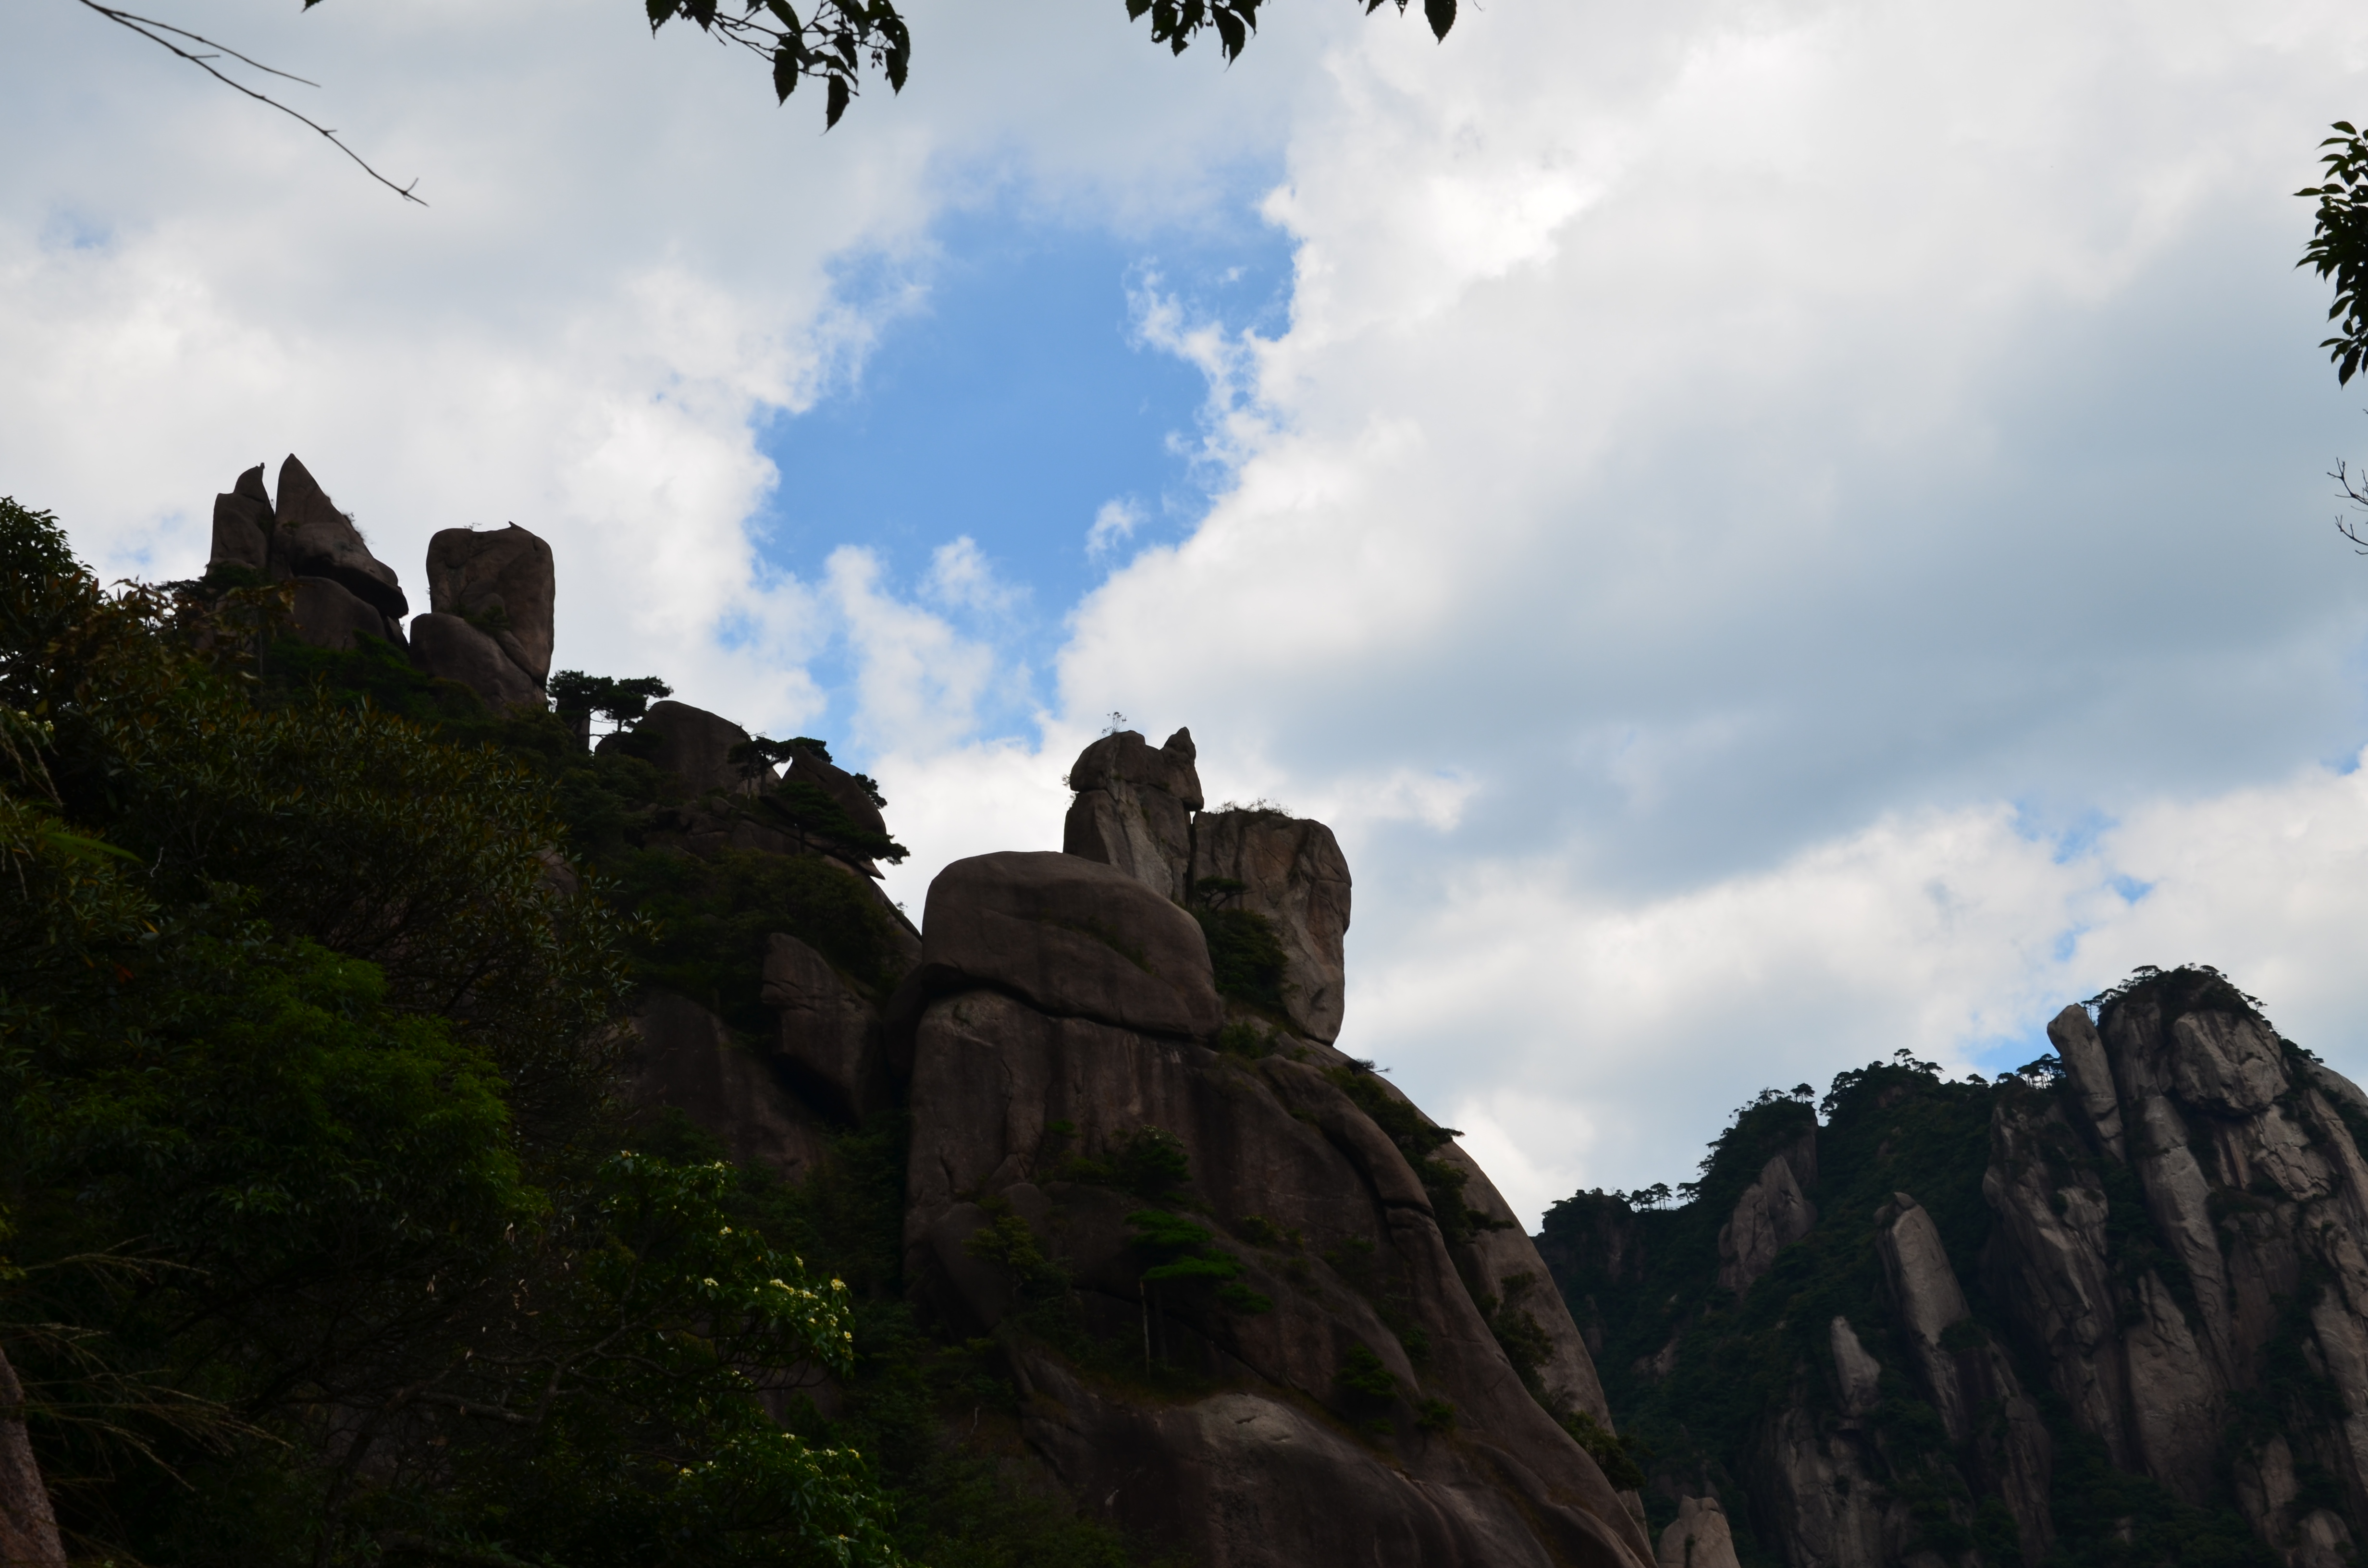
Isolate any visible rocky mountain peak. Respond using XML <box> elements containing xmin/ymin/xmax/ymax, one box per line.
<box><xmin>1544</xmin><ymin>965</ymin><xmax>2368</xmax><ymax>1568</ymax></box>
<box><xmin>199</xmin><ymin>456</ymin><xmax>554</xmax><ymax>709</ymax></box>
<box><xmin>605</xmin><ymin>696</ymin><xmax>1650</xmax><ymax>1565</ymax></box>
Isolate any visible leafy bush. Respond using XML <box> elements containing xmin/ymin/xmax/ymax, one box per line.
<box><xmin>1190</xmin><ymin>905</ymin><xmax>1290</xmax><ymax>1014</ymax></box>
<box><xmin>1335</xmin><ymin>1344</ymin><xmax>1399</xmax><ymax>1401</ymax></box>
<box><xmin>1561</xmin><ymin>1409</ymin><xmax>1646</xmax><ymax>1491</ymax></box>
<box><xmin>1057</xmin><ymin>1126</ymin><xmax>1193</xmax><ymax>1200</ymax></box>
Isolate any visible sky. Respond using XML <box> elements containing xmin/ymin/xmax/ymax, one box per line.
<box><xmin>9</xmin><ymin>0</ymin><xmax>2368</xmax><ymax>1225</ymax></box>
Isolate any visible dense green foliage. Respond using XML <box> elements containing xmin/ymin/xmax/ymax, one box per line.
<box><xmin>1536</xmin><ymin>1030</ymin><xmax>2277</xmax><ymax>1568</ymax></box>
<box><xmin>0</xmin><ymin>495</ymin><xmax>895</xmax><ymax>1566</ymax></box>
<box><xmin>0</xmin><ymin>495</ymin><xmax>1164</xmax><ymax>1567</ymax></box>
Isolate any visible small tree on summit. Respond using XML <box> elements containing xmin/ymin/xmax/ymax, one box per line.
<box><xmin>549</xmin><ymin>671</ymin><xmax>673</xmax><ymax>729</ymax></box>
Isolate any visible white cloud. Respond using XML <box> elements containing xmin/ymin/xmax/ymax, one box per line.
<box><xmin>1086</xmin><ymin>498</ymin><xmax>1144</xmax><ymax>557</ymax></box>
<box><xmin>924</xmin><ymin>535</ymin><xmax>1023</xmax><ymax>613</ymax></box>
<box><xmin>823</xmin><ymin>546</ymin><xmax>999</xmax><ymax>756</ymax></box>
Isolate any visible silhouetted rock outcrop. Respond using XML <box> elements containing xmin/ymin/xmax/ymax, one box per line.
<box><xmin>209</xmin><ymin>464</ymin><xmax>272</xmax><ymax>573</ymax></box>
<box><xmin>605</xmin><ymin>708</ymin><xmax>1648</xmax><ymax>1565</ymax></box>
<box><xmin>1191</xmin><ymin>807</ymin><xmax>1352</xmax><ymax>1043</ymax></box>
<box><xmin>912</xmin><ymin>850</ymin><xmax>1223</xmax><ymax>1039</ymax></box>
<box><xmin>789</xmin><ymin>744</ymin><xmax>888</xmax><ymax>841</ymax></box>
<box><xmin>1063</xmin><ymin>727</ymin><xmax>1202</xmax><ymax>901</ymax></box>
<box><xmin>408</xmin><ymin>613</ymin><xmax>539</xmax><ymax>706</ymax></box>
<box><xmin>424</xmin><ymin>524</ymin><xmax>555</xmax><ymax>685</ymax></box>
<box><xmin>877</xmin><ymin>770</ymin><xmax>1649</xmax><ymax>1568</ymax></box>
<box><xmin>270</xmin><ymin>455</ymin><xmax>408</xmax><ymax>620</ymax></box>
<box><xmin>205</xmin><ymin>456</ymin><xmax>410</xmax><ymax>649</ymax></box>
<box><xmin>628</xmin><ymin>991</ymin><xmax>830</xmax><ymax>1182</ymax></box>
<box><xmin>611</xmin><ymin>700</ymin><xmax>757</xmax><ymax>798</ymax></box>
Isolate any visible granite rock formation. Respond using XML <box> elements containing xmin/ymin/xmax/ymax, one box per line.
<box><xmin>896</xmin><ymin>848</ymin><xmax>1650</xmax><ymax>1568</ymax></box>
<box><xmin>1058</xmin><ymin>729</ymin><xmax>1354</xmax><ymax>1044</ymax></box>
<box><xmin>909</xmin><ymin>850</ymin><xmax>1224</xmax><ymax>1039</ymax></box>
<box><xmin>207</xmin><ymin>457</ymin><xmax>410</xmax><ymax>650</ymax></box>
<box><xmin>198</xmin><ymin>459</ymin><xmax>580</xmax><ymax>709</ymax></box>
<box><xmin>608</xmin><ymin>700</ymin><xmax>760</xmax><ymax>798</ymax></box>
<box><xmin>1539</xmin><ymin>966</ymin><xmax>2368</xmax><ymax>1568</ymax></box>
<box><xmin>410</xmin><ymin>523</ymin><xmax>556</xmax><ymax>705</ymax></box>
<box><xmin>208</xmin><ymin>464</ymin><xmax>273</xmax><ymax>574</ymax></box>
<box><xmin>1714</xmin><ymin>1133</ymin><xmax>1817</xmax><ymax>1295</ymax></box>
<box><xmin>1191</xmin><ymin>807</ymin><xmax>1353</xmax><ymax>1043</ymax></box>
<box><xmin>1983</xmin><ymin>986</ymin><xmax>2368</xmax><ymax>1564</ymax></box>
<box><xmin>1656</xmin><ymin>1494</ymin><xmax>1742</xmax><ymax>1568</ymax></box>
<box><xmin>607</xmin><ymin>712</ymin><xmax>1647</xmax><ymax>1567</ymax></box>
<box><xmin>423</xmin><ymin>524</ymin><xmax>555</xmax><ymax>684</ymax></box>
<box><xmin>627</xmin><ymin>990</ymin><xmax>832</xmax><ymax>1183</ymax></box>
<box><xmin>269</xmin><ymin>455</ymin><xmax>408</xmax><ymax>621</ymax></box>
<box><xmin>1063</xmin><ymin>727</ymin><xmax>1202</xmax><ymax>902</ymax></box>
<box><xmin>787</xmin><ymin>743</ymin><xmax>889</xmax><ymax>845</ymax></box>
<box><xmin>761</xmin><ymin>931</ymin><xmax>890</xmax><ymax>1124</ymax></box>
<box><xmin>407</xmin><ymin>613</ymin><xmax>543</xmax><ymax>707</ymax></box>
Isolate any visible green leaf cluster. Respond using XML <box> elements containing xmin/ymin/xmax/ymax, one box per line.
<box><xmin>2300</xmin><ymin>122</ymin><xmax>2368</xmax><ymax>385</ymax></box>
<box><xmin>645</xmin><ymin>0</ymin><xmax>910</xmax><ymax>128</ymax></box>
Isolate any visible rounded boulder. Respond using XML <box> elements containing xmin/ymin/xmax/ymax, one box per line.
<box><xmin>919</xmin><ymin>850</ymin><xmax>1221</xmax><ymax>1039</ymax></box>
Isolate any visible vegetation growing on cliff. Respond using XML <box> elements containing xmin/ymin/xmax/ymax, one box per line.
<box><xmin>1537</xmin><ymin>1026</ymin><xmax>2280</xmax><ymax>1568</ymax></box>
<box><xmin>0</xmin><ymin>496</ymin><xmax>1163</xmax><ymax>1567</ymax></box>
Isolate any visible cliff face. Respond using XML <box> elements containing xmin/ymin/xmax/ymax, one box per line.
<box><xmin>1538</xmin><ymin>968</ymin><xmax>2368</xmax><ymax>1568</ymax></box>
<box><xmin>628</xmin><ymin>723</ymin><xmax>1650</xmax><ymax>1568</ymax></box>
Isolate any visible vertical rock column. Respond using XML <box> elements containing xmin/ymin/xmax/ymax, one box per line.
<box><xmin>1190</xmin><ymin>806</ymin><xmax>1353</xmax><ymax>1043</ymax></box>
<box><xmin>1062</xmin><ymin>728</ymin><xmax>1202</xmax><ymax>902</ymax></box>
<box><xmin>1875</xmin><ymin>1192</ymin><xmax>2054</xmax><ymax>1563</ymax></box>
<box><xmin>203</xmin><ymin>456</ymin><xmax>410</xmax><ymax>650</ymax></box>
<box><xmin>411</xmin><ymin>524</ymin><xmax>555</xmax><ymax>710</ymax></box>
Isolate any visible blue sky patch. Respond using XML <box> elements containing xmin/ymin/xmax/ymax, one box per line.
<box><xmin>749</xmin><ymin>199</ymin><xmax>1295</xmax><ymax>739</ymax></box>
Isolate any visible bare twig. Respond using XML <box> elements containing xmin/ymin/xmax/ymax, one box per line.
<box><xmin>72</xmin><ymin>0</ymin><xmax>425</xmax><ymax>205</ymax></box>
<box><xmin>2333</xmin><ymin>461</ymin><xmax>2368</xmax><ymax>553</ymax></box>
